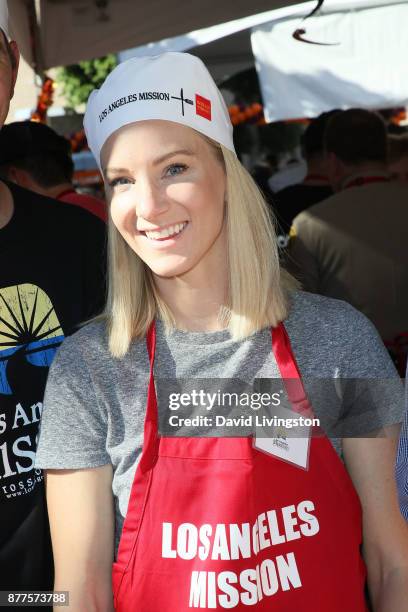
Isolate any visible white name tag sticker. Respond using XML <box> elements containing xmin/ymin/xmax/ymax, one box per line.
<box><xmin>254</xmin><ymin>435</ymin><xmax>310</xmax><ymax>470</ymax></box>
<box><xmin>253</xmin><ymin>404</ymin><xmax>311</xmax><ymax>470</ymax></box>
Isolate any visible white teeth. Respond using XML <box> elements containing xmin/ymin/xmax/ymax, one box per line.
<box><xmin>145</xmin><ymin>222</ymin><xmax>187</xmax><ymax>240</ymax></box>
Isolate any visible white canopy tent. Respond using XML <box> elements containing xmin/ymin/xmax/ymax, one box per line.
<box><xmin>7</xmin><ymin>0</ymin><xmax>309</xmax><ymax>71</ymax></box>
<box><xmin>252</xmin><ymin>0</ymin><xmax>408</xmax><ymax>120</ymax></box>
<box><xmin>120</xmin><ymin>0</ymin><xmax>408</xmax><ymax>121</ymax></box>
<box><xmin>118</xmin><ymin>3</ymin><xmax>323</xmax><ymax>82</ymax></box>
<box><xmin>8</xmin><ymin>0</ymin><xmax>408</xmax><ymax>123</ymax></box>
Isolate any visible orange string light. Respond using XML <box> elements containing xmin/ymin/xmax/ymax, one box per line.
<box><xmin>229</xmin><ymin>102</ymin><xmax>265</xmax><ymax>126</ymax></box>
<box><xmin>31</xmin><ymin>77</ymin><xmax>55</xmax><ymax>123</ymax></box>
<box><xmin>70</xmin><ymin>129</ymin><xmax>88</xmax><ymax>153</ymax></box>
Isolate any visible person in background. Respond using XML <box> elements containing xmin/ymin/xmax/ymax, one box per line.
<box><xmin>272</xmin><ymin>111</ymin><xmax>337</xmax><ymax>247</ymax></box>
<box><xmin>0</xmin><ymin>0</ymin><xmax>106</xmax><ymax>597</ymax></box>
<box><xmin>288</xmin><ymin>109</ymin><xmax>408</xmax><ymax>372</ymax></box>
<box><xmin>388</xmin><ymin>133</ymin><xmax>408</xmax><ymax>183</ymax></box>
<box><xmin>0</xmin><ymin>120</ymin><xmax>107</xmax><ymax>222</ymax></box>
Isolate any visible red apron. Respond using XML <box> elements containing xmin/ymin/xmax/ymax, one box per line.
<box><xmin>113</xmin><ymin>323</ymin><xmax>367</xmax><ymax>611</ymax></box>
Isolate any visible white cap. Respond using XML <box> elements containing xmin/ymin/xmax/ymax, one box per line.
<box><xmin>84</xmin><ymin>52</ymin><xmax>235</xmax><ymax>167</ymax></box>
<box><xmin>0</xmin><ymin>0</ymin><xmax>9</xmax><ymax>38</ymax></box>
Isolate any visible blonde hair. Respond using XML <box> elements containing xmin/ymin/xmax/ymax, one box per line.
<box><xmin>104</xmin><ymin>139</ymin><xmax>297</xmax><ymax>357</ymax></box>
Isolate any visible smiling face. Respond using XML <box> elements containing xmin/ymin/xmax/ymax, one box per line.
<box><xmin>0</xmin><ymin>32</ymin><xmax>19</xmax><ymax>128</ymax></box>
<box><xmin>101</xmin><ymin>120</ymin><xmax>227</xmax><ymax>281</ymax></box>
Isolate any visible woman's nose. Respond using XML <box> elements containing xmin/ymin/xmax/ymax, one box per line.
<box><xmin>135</xmin><ymin>177</ymin><xmax>169</xmax><ymax>220</ymax></box>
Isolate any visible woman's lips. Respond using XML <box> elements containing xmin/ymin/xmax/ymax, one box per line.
<box><xmin>140</xmin><ymin>221</ymin><xmax>189</xmax><ymax>241</ymax></box>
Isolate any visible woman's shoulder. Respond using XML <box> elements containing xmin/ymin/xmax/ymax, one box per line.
<box><xmin>284</xmin><ymin>291</ymin><xmax>395</xmax><ymax>377</ymax></box>
<box><xmin>56</xmin><ymin>319</ymin><xmax>147</xmax><ymax>371</ymax></box>
<box><xmin>286</xmin><ymin>290</ymin><xmax>370</xmax><ymax>331</ymax></box>
<box><xmin>64</xmin><ymin>318</ymin><xmax>109</xmax><ymax>354</ymax></box>
<box><xmin>49</xmin><ymin>320</ymin><xmax>108</xmax><ymax>375</ymax></box>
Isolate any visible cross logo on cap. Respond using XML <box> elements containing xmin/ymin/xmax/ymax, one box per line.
<box><xmin>171</xmin><ymin>88</ymin><xmax>194</xmax><ymax>116</ymax></box>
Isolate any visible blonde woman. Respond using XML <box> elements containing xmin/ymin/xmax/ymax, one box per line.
<box><xmin>35</xmin><ymin>53</ymin><xmax>408</xmax><ymax>611</ymax></box>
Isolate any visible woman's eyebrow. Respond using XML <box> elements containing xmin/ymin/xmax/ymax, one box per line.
<box><xmin>153</xmin><ymin>148</ymin><xmax>195</xmax><ymax>166</ymax></box>
<box><xmin>104</xmin><ymin>149</ymin><xmax>195</xmax><ymax>176</ymax></box>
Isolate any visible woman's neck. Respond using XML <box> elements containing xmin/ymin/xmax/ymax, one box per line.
<box><xmin>153</xmin><ymin>243</ymin><xmax>228</xmax><ymax>332</ymax></box>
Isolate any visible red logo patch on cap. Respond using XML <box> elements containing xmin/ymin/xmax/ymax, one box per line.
<box><xmin>195</xmin><ymin>94</ymin><xmax>212</xmax><ymax>121</ymax></box>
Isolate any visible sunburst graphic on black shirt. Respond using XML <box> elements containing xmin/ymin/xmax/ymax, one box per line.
<box><xmin>0</xmin><ymin>284</ymin><xmax>65</xmax><ymax>397</ymax></box>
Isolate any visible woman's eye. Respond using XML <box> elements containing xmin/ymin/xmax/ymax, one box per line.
<box><xmin>165</xmin><ymin>164</ymin><xmax>187</xmax><ymax>177</ymax></box>
<box><xmin>108</xmin><ymin>177</ymin><xmax>132</xmax><ymax>188</ymax></box>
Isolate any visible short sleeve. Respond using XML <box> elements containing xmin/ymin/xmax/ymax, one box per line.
<box><xmin>335</xmin><ymin>305</ymin><xmax>404</xmax><ymax>437</ymax></box>
<box><xmin>35</xmin><ymin>334</ymin><xmax>110</xmax><ymax>469</ymax></box>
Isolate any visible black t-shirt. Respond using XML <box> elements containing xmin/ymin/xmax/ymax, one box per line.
<box><xmin>272</xmin><ymin>183</ymin><xmax>333</xmax><ymax>246</ymax></box>
<box><xmin>0</xmin><ymin>182</ymin><xmax>106</xmax><ymax>595</ymax></box>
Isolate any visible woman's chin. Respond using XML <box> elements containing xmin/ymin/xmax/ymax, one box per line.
<box><xmin>148</xmin><ymin>260</ymin><xmax>194</xmax><ymax>280</ymax></box>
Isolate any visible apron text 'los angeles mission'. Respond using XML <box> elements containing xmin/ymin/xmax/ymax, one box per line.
<box><xmin>162</xmin><ymin>499</ymin><xmax>319</xmax><ymax>607</ymax></box>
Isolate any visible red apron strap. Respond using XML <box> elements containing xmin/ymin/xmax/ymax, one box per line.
<box><xmin>146</xmin><ymin>319</ymin><xmax>156</xmax><ymax>364</ymax></box>
<box><xmin>273</xmin><ymin>323</ymin><xmax>314</xmax><ymax>417</ymax></box>
<box><xmin>138</xmin><ymin>321</ymin><xmax>159</xmax><ymax>472</ymax></box>
<box><xmin>272</xmin><ymin>323</ymin><xmax>301</xmax><ymax>379</ymax></box>
<box><xmin>146</xmin><ymin>320</ymin><xmax>158</xmax><ymax>424</ymax></box>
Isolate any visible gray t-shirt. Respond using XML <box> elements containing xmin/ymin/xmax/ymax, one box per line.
<box><xmin>35</xmin><ymin>292</ymin><xmax>403</xmax><ymax>556</ymax></box>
